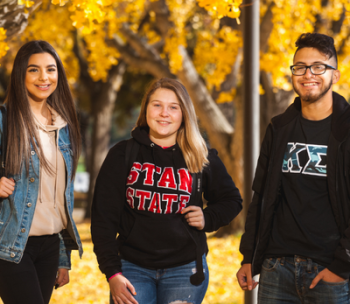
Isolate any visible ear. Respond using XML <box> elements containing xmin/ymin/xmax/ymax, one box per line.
<box><xmin>332</xmin><ymin>69</ymin><xmax>340</xmax><ymax>84</ymax></box>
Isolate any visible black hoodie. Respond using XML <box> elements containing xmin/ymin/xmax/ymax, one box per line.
<box><xmin>91</xmin><ymin>127</ymin><xmax>242</xmax><ymax>281</ymax></box>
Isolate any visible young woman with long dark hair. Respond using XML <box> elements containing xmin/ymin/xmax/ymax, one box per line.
<box><xmin>91</xmin><ymin>78</ymin><xmax>242</xmax><ymax>304</ymax></box>
<box><xmin>0</xmin><ymin>40</ymin><xmax>83</xmax><ymax>304</ymax></box>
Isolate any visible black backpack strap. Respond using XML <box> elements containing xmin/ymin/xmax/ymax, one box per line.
<box><xmin>193</xmin><ymin>172</ymin><xmax>202</xmax><ymax>204</ymax></box>
<box><xmin>116</xmin><ymin>138</ymin><xmax>140</xmax><ymax>253</ymax></box>
<box><xmin>183</xmin><ymin>172</ymin><xmax>205</xmax><ymax>286</ymax></box>
<box><xmin>125</xmin><ymin>138</ymin><xmax>140</xmax><ymax>174</ymax></box>
<box><xmin>0</xmin><ymin>105</ymin><xmax>7</xmax><ymax>177</ymax></box>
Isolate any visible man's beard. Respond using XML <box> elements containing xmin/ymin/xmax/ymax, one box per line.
<box><xmin>293</xmin><ymin>78</ymin><xmax>333</xmax><ymax>103</ymax></box>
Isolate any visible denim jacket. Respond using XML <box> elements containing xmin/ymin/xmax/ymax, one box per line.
<box><xmin>0</xmin><ymin>110</ymin><xmax>83</xmax><ymax>268</ymax></box>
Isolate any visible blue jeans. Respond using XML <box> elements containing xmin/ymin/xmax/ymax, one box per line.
<box><xmin>258</xmin><ymin>256</ymin><xmax>350</xmax><ymax>304</ymax></box>
<box><xmin>110</xmin><ymin>254</ymin><xmax>209</xmax><ymax>304</ymax></box>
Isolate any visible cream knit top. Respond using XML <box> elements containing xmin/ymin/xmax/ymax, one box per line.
<box><xmin>29</xmin><ymin>106</ymin><xmax>68</xmax><ymax>236</ymax></box>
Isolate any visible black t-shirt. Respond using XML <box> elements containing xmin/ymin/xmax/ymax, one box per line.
<box><xmin>265</xmin><ymin>113</ymin><xmax>340</xmax><ymax>267</ymax></box>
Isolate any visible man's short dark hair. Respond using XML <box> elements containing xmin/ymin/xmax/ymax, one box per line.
<box><xmin>295</xmin><ymin>33</ymin><xmax>338</xmax><ymax>67</ymax></box>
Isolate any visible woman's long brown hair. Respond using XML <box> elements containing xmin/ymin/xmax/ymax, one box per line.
<box><xmin>4</xmin><ymin>40</ymin><xmax>81</xmax><ymax>179</ymax></box>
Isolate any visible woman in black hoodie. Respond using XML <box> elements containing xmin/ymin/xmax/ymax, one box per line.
<box><xmin>91</xmin><ymin>78</ymin><xmax>242</xmax><ymax>304</ymax></box>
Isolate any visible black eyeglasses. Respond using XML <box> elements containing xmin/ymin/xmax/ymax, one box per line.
<box><xmin>290</xmin><ymin>64</ymin><xmax>336</xmax><ymax>76</ymax></box>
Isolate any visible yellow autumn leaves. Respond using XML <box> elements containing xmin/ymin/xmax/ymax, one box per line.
<box><xmin>43</xmin><ymin>222</ymin><xmax>244</xmax><ymax>304</ymax></box>
<box><xmin>194</xmin><ymin>27</ymin><xmax>242</xmax><ymax>91</ymax></box>
<box><xmin>204</xmin><ymin>235</ymin><xmax>244</xmax><ymax>304</ymax></box>
<box><xmin>2</xmin><ymin>0</ymin><xmax>242</xmax><ymax>78</ymax></box>
<box><xmin>0</xmin><ymin>29</ymin><xmax>9</xmax><ymax>60</ymax></box>
<box><xmin>3</xmin><ymin>0</ymin><xmax>350</xmax><ymax>100</ymax></box>
<box><xmin>197</xmin><ymin>0</ymin><xmax>242</xmax><ymax>19</ymax></box>
<box><xmin>17</xmin><ymin>0</ymin><xmax>35</xmax><ymax>7</ymax></box>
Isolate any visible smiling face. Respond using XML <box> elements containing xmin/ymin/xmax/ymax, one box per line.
<box><xmin>292</xmin><ymin>47</ymin><xmax>340</xmax><ymax>104</ymax></box>
<box><xmin>25</xmin><ymin>52</ymin><xmax>58</xmax><ymax>104</ymax></box>
<box><xmin>146</xmin><ymin>88</ymin><xmax>183</xmax><ymax>146</ymax></box>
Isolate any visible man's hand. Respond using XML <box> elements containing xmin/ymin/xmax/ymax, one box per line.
<box><xmin>236</xmin><ymin>263</ymin><xmax>258</xmax><ymax>290</ymax></box>
<box><xmin>310</xmin><ymin>268</ymin><xmax>346</xmax><ymax>289</ymax></box>
<box><xmin>182</xmin><ymin>206</ymin><xmax>205</xmax><ymax>230</ymax></box>
<box><xmin>55</xmin><ymin>268</ymin><xmax>70</xmax><ymax>288</ymax></box>
<box><xmin>109</xmin><ymin>274</ymin><xmax>138</xmax><ymax>304</ymax></box>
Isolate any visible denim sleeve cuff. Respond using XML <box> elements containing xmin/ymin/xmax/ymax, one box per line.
<box><xmin>58</xmin><ymin>249</ymin><xmax>71</xmax><ymax>269</ymax></box>
<box><xmin>58</xmin><ymin>266</ymin><xmax>71</xmax><ymax>270</ymax></box>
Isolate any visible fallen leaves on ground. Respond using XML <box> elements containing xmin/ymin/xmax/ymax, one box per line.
<box><xmin>203</xmin><ymin>234</ymin><xmax>244</xmax><ymax>304</ymax></box>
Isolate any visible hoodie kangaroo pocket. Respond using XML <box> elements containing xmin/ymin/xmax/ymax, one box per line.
<box><xmin>120</xmin><ymin>210</ymin><xmax>196</xmax><ymax>268</ymax></box>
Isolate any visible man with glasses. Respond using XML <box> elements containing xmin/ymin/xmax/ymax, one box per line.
<box><xmin>236</xmin><ymin>32</ymin><xmax>350</xmax><ymax>303</ymax></box>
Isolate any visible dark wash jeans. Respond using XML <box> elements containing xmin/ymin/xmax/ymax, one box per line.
<box><xmin>0</xmin><ymin>234</ymin><xmax>60</xmax><ymax>304</ymax></box>
<box><xmin>258</xmin><ymin>256</ymin><xmax>349</xmax><ymax>304</ymax></box>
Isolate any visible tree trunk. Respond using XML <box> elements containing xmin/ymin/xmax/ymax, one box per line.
<box><xmin>215</xmin><ymin>90</ymin><xmax>245</xmax><ymax>236</ymax></box>
<box><xmin>84</xmin><ymin>62</ymin><xmax>126</xmax><ymax>219</ymax></box>
<box><xmin>177</xmin><ymin>46</ymin><xmax>247</xmax><ymax>235</ymax></box>
<box><xmin>77</xmin><ymin>110</ymin><xmax>90</xmax><ymax>173</ymax></box>
<box><xmin>177</xmin><ymin>46</ymin><xmax>234</xmax><ymax>162</ymax></box>
<box><xmin>260</xmin><ymin>71</ymin><xmax>294</xmax><ymax>137</ymax></box>
<box><xmin>0</xmin><ymin>0</ymin><xmax>41</xmax><ymax>39</ymax></box>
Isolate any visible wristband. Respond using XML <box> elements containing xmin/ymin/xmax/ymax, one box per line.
<box><xmin>108</xmin><ymin>272</ymin><xmax>122</xmax><ymax>281</ymax></box>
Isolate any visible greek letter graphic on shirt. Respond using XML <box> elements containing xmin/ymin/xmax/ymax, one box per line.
<box><xmin>126</xmin><ymin>162</ymin><xmax>192</xmax><ymax>214</ymax></box>
<box><xmin>282</xmin><ymin>142</ymin><xmax>327</xmax><ymax>176</ymax></box>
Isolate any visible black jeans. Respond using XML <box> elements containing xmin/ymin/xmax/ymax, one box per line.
<box><xmin>0</xmin><ymin>234</ymin><xmax>60</xmax><ymax>304</ymax></box>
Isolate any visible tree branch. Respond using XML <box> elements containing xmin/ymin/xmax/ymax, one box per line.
<box><xmin>73</xmin><ymin>31</ymin><xmax>94</xmax><ymax>87</ymax></box>
<box><xmin>332</xmin><ymin>8</ymin><xmax>345</xmax><ymax>35</ymax></box>
<box><xmin>0</xmin><ymin>0</ymin><xmax>42</xmax><ymax>39</ymax></box>
<box><xmin>260</xmin><ymin>1</ymin><xmax>275</xmax><ymax>53</ymax></box>
<box><xmin>108</xmin><ymin>35</ymin><xmax>174</xmax><ymax>79</ymax></box>
<box><xmin>212</xmin><ymin>47</ymin><xmax>243</xmax><ymax>101</ymax></box>
<box><xmin>178</xmin><ymin>46</ymin><xmax>233</xmax><ymax>135</ymax></box>
<box><xmin>119</xmin><ymin>25</ymin><xmax>162</xmax><ymax>61</ymax></box>
<box><xmin>149</xmin><ymin>0</ymin><xmax>172</xmax><ymax>37</ymax></box>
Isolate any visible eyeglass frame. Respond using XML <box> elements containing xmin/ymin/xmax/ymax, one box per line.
<box><xmin>290</xmin><ymin>64</ymin><xmax>337</xmax><ymax>76</ymax></box>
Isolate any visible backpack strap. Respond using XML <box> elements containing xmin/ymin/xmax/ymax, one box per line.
<box><xmin>192</xmin><ymin>172</ymin><xmax>202</xmax><ymax>205</ymax></box>
<box><xmin>125</xmin><ymin>138</ymin><xmax>140</xmax><ymax>174</ymax></box>
<box><xmin>184</xmin><ymin>171</ymin><xmax>205</xmax><ymax>286</ymax></box>
<box><xmin>116</xmin><ymin>138</ymin><xmax>140</xmax><ymax>248</ymax></box>
<box><xmin>0</xmin><ymin>105</ymin><xmax>7</xmax><ymax>177</ymax></box>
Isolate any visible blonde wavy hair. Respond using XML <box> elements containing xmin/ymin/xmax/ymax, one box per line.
<box><xmin>135</xmin><ymin>78</ymin><xmax>208</xmax><ymax>173</ymax></box>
